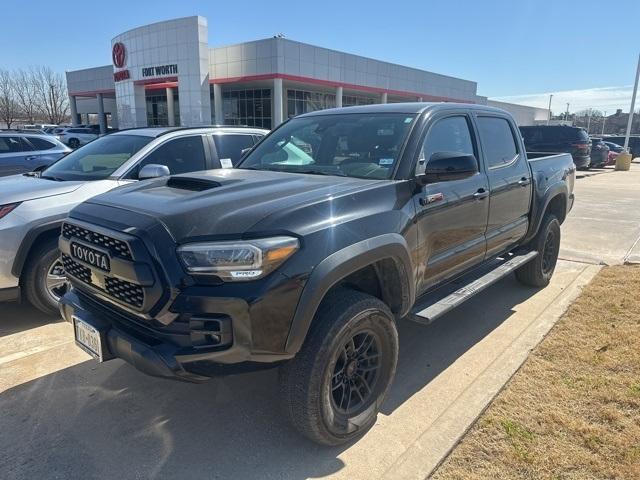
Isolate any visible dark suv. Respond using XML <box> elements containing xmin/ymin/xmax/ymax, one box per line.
<box><xmin>519</xmin><ymin>125</ymin><xmax>591</xmax><ymax>169</ymax></box>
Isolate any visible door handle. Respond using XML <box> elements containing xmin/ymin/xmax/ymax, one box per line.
<box><xmin>473</xmin><ymin>188</ymin><xmax>489</xmax><ymax>200</ymax></box>
<box><xmin>518</xmin><ymin>177</ymin><xmax>531</xmax><ymax>187</ymax></box>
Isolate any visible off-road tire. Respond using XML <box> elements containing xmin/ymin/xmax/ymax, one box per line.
<box><xmin>516</xmin><ymin>213</ymin><xmax>561</xmax><ymax>287</ymax></box>
<box><xmin>279</xmin><ymin>288</ymin><xmax>398</xmax><ymax>446</ymax></box>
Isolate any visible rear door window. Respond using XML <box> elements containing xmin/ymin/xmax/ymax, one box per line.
<box><xmin>26</xmin><ymin>136</ymin><xmax>56</xmax><ymax>151</ymax></box>
<box><xmin>477</xmin><ymin>117</ymin><xmax>519</xmax><ymax>168</ymax></box>
<box><xmin>213</xmin><ymin>134</ymin><xmax>256</xmax><ymax>166</ymax></box>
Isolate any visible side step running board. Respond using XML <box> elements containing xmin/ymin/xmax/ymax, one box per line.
<box><xmin>409</xmin><ymin>250</ymin><xmax>538</xmax><ymax>325</ymax></box>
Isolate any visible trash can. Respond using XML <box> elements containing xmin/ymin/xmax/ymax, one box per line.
<box><xmin>615</xmin><ymin>152</ymin><xmax>632</xmax><ymax>171</ymax></box>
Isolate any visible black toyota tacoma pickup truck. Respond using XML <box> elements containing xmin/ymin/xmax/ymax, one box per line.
<box><xmin>59</xmin><ymin>103</ymin><xmax>575</xmax><ymax>445</ymax></box>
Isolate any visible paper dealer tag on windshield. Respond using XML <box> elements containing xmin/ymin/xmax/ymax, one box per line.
<box><xmin>379</xmin><ymin>158</ymin><xmax>394</xmax><ymax>166</ymax></box>
<box><xmin>220</xmin><ymin>158</ymin><xmax>233</xmax><ymax>169</ymax></box>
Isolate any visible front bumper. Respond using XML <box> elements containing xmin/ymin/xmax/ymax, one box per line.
<box><xmin>60</xmin><ymin>288</ymin><xmax>292</xmax><ymax>382</ymax></box>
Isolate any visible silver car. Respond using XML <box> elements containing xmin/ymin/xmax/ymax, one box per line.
<box><xmin>0</xmin><ymin>133</ymin><xmax>71</xmax><ymax>176</ymax></box>
<box><xmin>0</xmin><ymin>125</ymin><xmax>268</xmax><ymax>314</ymax></box>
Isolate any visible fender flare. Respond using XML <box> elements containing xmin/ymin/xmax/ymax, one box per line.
<box><xmin>523</xmin><ymin>182</ymin><xmax>568</xmax><ymax>244</ymax></box>
<box><xmin>12</xmin><ymin>217</ymin><xmax>65</xmax><ymax>278</ymax></box>
<box><xmin>284</xmin><ymin>233</ymin><xmax>415</xmax><ymax>355</ymax></box>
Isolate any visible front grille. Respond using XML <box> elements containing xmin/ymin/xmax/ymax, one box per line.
<box><xmin>62</xmin><ymin>223</ymin><xmax>132</xmax><ymax>260</ymax></box>
<box><xmin>105</xmin><ymin>277</ymin><xmax>144</xmax><ymax>309</ymax></box>
<box><xmin>61</xmin><ymin>254</ymin><xmax>91</xmax><ymax>284</ymax></box>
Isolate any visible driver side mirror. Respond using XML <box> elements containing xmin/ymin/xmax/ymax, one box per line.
<box><xmin>416</xmin><ymin>152</ymin><xmax>478</xmax><ymax>185</ymax></box>
<box><xmin>138</xmin><ymin>164</ymin><xmax>171</xmax><ymax>180</ymax></box>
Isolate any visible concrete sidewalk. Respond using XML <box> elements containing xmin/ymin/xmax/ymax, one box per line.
<box><xmin>1</xmin><ymin>165</ymin><xmax>639</xmax><ymax>480</ymax></box>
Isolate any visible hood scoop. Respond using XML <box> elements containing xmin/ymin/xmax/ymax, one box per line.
<box><xmin>166</xmin><ymin>176</ymin><xmax>222</xmax><ymax>192</ymax></box>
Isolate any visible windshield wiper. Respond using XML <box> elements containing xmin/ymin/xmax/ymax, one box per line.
<box><xmin>298</xmin><ymin>169</ymin><xmax>347</xmax><ymax>177</ymax></box>
<box><xmin>40</xmin><ymin>174</ymin><xmax>65</xmax><ymax>181</ymax></box>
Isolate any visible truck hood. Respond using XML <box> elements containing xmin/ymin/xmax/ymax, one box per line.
<box><xmin>0</xmin><ymin>174</ymin><xmax>84</xmax><ymax>204</ymax></box>
<box><xmin>81</xmin><ymin>169</ymin><xmax>389</xmax><ymax>241</ymax></box>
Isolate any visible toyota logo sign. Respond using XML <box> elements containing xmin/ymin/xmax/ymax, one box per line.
<box><xmin>112</xmin><ymin>42</ymin><xmax>126</xmax><ymax>68</ymax></box>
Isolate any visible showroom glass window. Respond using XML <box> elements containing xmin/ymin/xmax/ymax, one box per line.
<box><xmin>342</xmin><ymin>95</ymin><xmax>376</xmax><ymax>107</ymax></box>
<box><xmin>476</xmin><ymin>117</ymin><xmax>519</xmax><ymax>168</ymax></box>
<box><xmin>145</xmin><ymin>90</ymin><xmax>180</xmax><ymax>126</ymax></box>
<box><xmin>417</xmin><ymin>116</ymin><xmax>475</xmax><ymax>173</ymax></box>
<box><xmin>220</xmin><ymin>89</ymin><xmax>272</xmax><ymax>129</ymax></box>
<box><xmin>286</xmin><ymin>90</ymin><xmax>336</xmax><ymax>118</ymax></box>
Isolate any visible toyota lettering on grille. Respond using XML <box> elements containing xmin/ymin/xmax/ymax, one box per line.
<box><xmin>70</xmin><ymin>243</ymin><xmax>111</xmax><ymax>272</ymax></box>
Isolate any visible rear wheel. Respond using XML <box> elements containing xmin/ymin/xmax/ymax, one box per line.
<box><xmin>68</xmin><ymin>138</ymin><xmax>80</xmax><ymax>149</ymax></box>
<box><xmin>279</xmin><ymin>289</ymin><xmax>398</xmax><ymax>445</ymax></box>
<box><xmin>23</xmin><ymin>237</ymin><xmax>68</xmax><ymax>316</ymax></box>
<box><xmin>516</xmin><ymin>213</ymin><xmax>561</xmax><ymax>288</ymax></box>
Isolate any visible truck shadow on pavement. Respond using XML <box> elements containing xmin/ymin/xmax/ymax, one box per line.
<box><xmin>0</xmin><ymin>276</ymin><xmax>538</xmax><ymax>480</ymax></box>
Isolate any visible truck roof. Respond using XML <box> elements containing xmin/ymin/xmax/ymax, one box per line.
<box><xmin>296</xmin><ymin>102</ymin><xmax>509</xmax><ymax>117</ymax></box>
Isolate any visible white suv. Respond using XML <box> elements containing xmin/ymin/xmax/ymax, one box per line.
<box><xmin>0</xmin><ymin>125</ymin><xmax>268</xmax><ymax>314</ymax></box>
<box><xmin>56</xmin><ymin>127</ymin><xmax>99</xmax><ymax>148</ymax></box>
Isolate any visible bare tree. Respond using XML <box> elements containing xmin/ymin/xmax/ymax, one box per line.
<box><xmin>33</xmin><ymin>66</ymin><xmax>69</xmax><ymax>124</ymax></box>
<box><xmin>0</xmin><ymin>69</ymin><xmax>19</xmax><ymax>129</ymax></box>
<box><xmin>13</xmin><ymin>68</ymin><xmax>39</xmax><ymax>124</ymax></box>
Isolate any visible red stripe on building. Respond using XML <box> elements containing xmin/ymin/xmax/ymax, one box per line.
<box><xmin>133</xmin><ymin>76</ymin><xmax>179</xmax><ymax>86</ymax></box>
<box><xmin>144</xmin><ymin>81</ymin><xmax>179</xmax><ymax>90</ymax></box>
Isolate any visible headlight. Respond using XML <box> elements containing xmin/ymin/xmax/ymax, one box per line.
<box><xmin>177</xmin><ymin>236</ymin><xmax>299</xmax><ymax>281</ymax></box>
<box><xmin>0</xmin><ymin>203</ymin><xmax>20</xmax><ymax>220</ymax></box>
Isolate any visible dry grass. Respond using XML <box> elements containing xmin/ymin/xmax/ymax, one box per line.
<box><xmin>431</xmin><ymin>265</ymin><xmax>640</xmax><ymax>480</ymax></box>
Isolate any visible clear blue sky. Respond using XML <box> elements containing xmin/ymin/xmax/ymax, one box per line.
<box><xmin>2</xmin><ymin>0</ymin><xmax>638</xmax><ymax>109</ymax></box>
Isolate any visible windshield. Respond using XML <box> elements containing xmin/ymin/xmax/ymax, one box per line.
<box><xmin>238</xmin><ymin>113</ymin><xmax>416</xmax><ymax>179</ymax></box>
<box><xmin>41</xmin><ymin>134</ymin><xmax>153</xmax><ymax>181</ymax></box>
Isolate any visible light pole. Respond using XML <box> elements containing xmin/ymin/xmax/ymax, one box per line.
<box><xmin>601</xmin><ymin>111</ymin><xmax>607</xmax><ymax>135</ymax></box>
<box><xmin>586</xmin><ymin>108</ymin><xmax>592</xmax><ymax>134</ymax></box>
<box><xmin>565</xmin><ymin>103</ymin><xmax>570</xmax><ymax>122</ymax></box>
<box><xmin>623</xmin><ymin>52</ymin><xmax>640</xmax><ymax>152</ymax></box>
<box><xmin>546</xmin><ymin>94</ymin><xmax>553</xmax><ymax>125</ymax></box>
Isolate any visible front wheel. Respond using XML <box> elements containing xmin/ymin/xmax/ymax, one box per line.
<box><xmin>279</xmin><ymin>289</ymin><xmax>398</xmax><ymax>445</ymax></box>
<box><xmin>516</xmin><ymin>214</ymin><xmax>561</xmax><ymax>288</ymax></box>
<box><xmin>68</xmin><ymin>138</ymin><xmax>80</xmax><ymax>149</ymax></box>
<box><xmin>23</xmin><ymin>237</ymin><xmax>69</xmax><ymax>315</ymax></box>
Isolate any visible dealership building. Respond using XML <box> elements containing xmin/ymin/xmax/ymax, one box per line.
<box><xmin>66</xmin><ymin>16</ymin><xmax>547</xmax><ymax>132</ymax></box>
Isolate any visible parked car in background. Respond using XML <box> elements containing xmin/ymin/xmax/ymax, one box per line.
<box><xmin>603</xmin><ymin>141</ymin><xmax>624</xmax><ymax>153</ymax></box>
<box><xmin>589</xmin><ymin>138</ymin><xmax>609</xmax><ymax>168</ymax></box>
<box><xmin>603</xmin><ymin>135</ymin><xmax>640</xmax><ymax>157</ymax></box>
<box><xmin>519</xmin><ymin>125</ymin><xmax>591</xmax><ymax>169</ymax></box>
<box><xmin>0</xmin><ymin>133</ymin><xmax>71</xmax><ymax>177</ymax></box>
<box><xmin>0</xmin><ymin>125</ymin><xmax>268</xmax><ymax>314</ymax></box>
<box><xmin>603</xmin><ymin>141</ymin><xmax>623</xmax><ymax>166</ymax></box>
<box><xmin>56</xmin><ymin>127</ymin><xmax>99</xmax><ymax>148</ymax></box>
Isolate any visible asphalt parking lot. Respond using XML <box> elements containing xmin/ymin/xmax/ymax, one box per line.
<box><xmin>1</xmin><ymin>164</ymin><xmax>639</xmax><ymax>480</ymax></box>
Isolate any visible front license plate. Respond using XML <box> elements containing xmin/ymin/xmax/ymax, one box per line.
<box><xmin>73</xmin><ymin>317</ymin><xmax>103</xmax><ymax>361</ymax></box>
